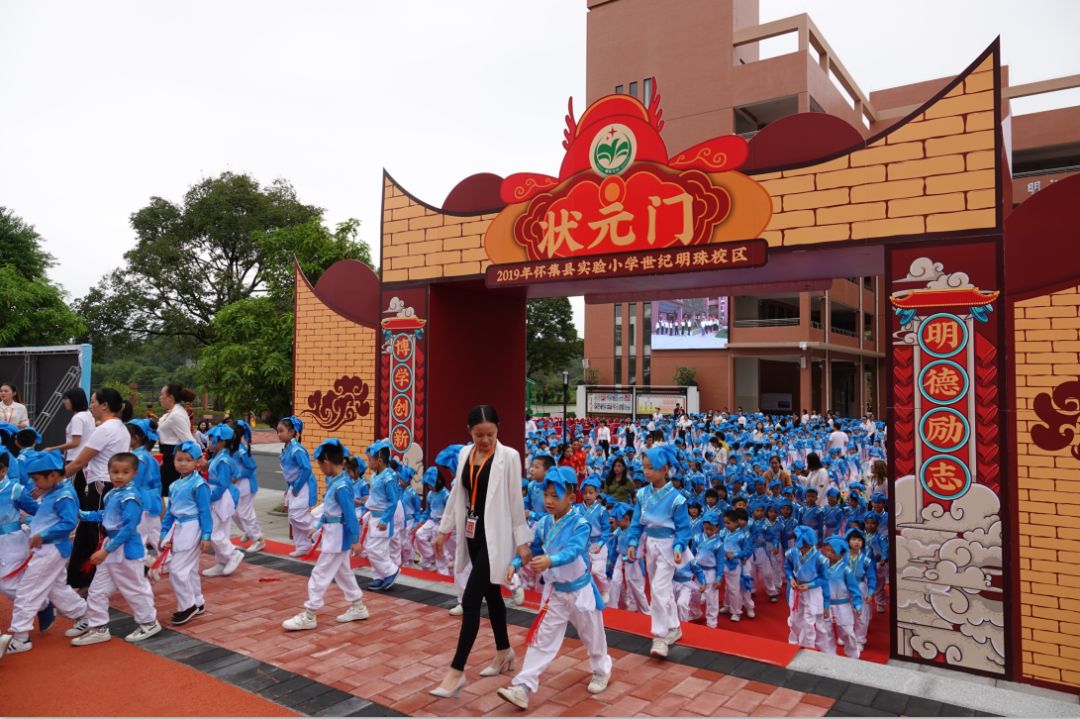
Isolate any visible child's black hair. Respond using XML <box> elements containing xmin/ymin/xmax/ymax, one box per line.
<box><xmin>371</xmin><ymin>446</ymin><xmax>391</xmax><ymax>465</ymax></box>
<box><xmin>344</xmin><ymin>456</ymin><xmax>362</xmax><ymax>473</ymax></box>
<box><xmin>0</xmin><ymin>451</ymin><xmax>8</xmax><ymax>470</ymax></box>
<box><xmin>722</xmin><ymin>508</ymin><xmax>739</xmax><ymax>523</ymax></box>
<box><xmin>734</xmin><ymin>507</ymin><xmax>750</xmax><ymax>522</ymax></box>
<box><xmin>318</xmin><ymin>443</ymin><xmax>346</xmax><ymax>466</ymax></box>
<box><xmin>15</xmin><ymin>429</ymin><xmax>37</xmax><ymax>449</ymax></box>
<box><xmin>109</xmin><ymin>452</ymin><xmax>140</xmax><ymax>472</ymax></box>
<box><xmin>533</xmin><ymin>454</ymin><xmax>555</xmax><ymax>471</ymax></box>
<box><xmin>127</xmin><ymin>421</ymin><xmax>157</xmax><ymax>450</ymax></box>
<box><xmin>704</xmin><ymin>488</ymin><xmax>718</xmax><ymax>501</ymax></box>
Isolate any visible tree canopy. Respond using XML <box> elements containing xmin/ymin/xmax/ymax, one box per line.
<box><xmin>526</xmin><ymin>297</ymin><xmax>582</xmax><ymax>380</ymax></box>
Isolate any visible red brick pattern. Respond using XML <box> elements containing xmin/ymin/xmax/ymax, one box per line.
<box><xmin>149</xmin><ymin>556</ymin><xmax>834</xmax><ymax>717</ymax></box>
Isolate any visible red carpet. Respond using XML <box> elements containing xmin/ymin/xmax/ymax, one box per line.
<box><xmin>245</xmin><ymin>537</ymin><xmax>891</xmax><ymax>667</ymax></box>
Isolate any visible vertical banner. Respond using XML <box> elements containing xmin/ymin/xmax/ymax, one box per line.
<box><xmin>888</xmin><ymin>244</ymin><xmax>1005</xmax><ymax>675</ymax></box>
<box><xmin>380</xmin><ymin>295</ymin><xmax>426</xmax><ymax>476</ymax></box>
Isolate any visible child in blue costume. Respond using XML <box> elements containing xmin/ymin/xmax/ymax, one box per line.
<box><xmin>764</xmin><ymin>503</ymin><xmax>785</xmax><ymax>600</ymax></box>
<box><xmin>364</xmin><ymin>439</ymin><xmax>402</xmax><ymax>591</ymax></box>
<box><xmin>0</xmin><ymin>448</ymin><xmax>55</xmax><ymax>636</ymax></box>
<box><xmin>70</xmin><ymin>452</ymin><xmax>161</xmax><ymax>646</ymax></box>
<box><xmin>606</xmin><ymin>502</ymin><xmax>649</xmax><ymax>614</ymax></box>
<box><xmin>720</xmin><ymin>508</ymin><xmax>753</xmax><ymax>621</ymax></box>
<box><xmin>126</xmin><ymin>420</ymin><xmax>164</xmax><ymax>563</ymax></box>
<box><xmin>672</xmin><ymin>550</ymin><xmax>706</xmax><ymax>623</ymax></box>
<box><xmin>626</xmin><ymin>444</ymin><xmax>692</xmax><ymax>658</ymax></box>
<box><xmin>784</xmin><ymin>526</ymin><xmax>829</xmax><ymax>650</ymax></box>
<box><xmin>160</xmin><ymin>441</ymin><xmax>213</xmax><ymax>626</ymax></box>
<box><xmin>748</xmin><ymin>499</ymin><xmax>779</xmax><ymax>601</ymax></box>
<box><xmin>202</xmin><ymin>424</ymin><xmax>243</xmax><ymax>578</ymax></box>
<box><xmin>819</xmin><ymin>536</ymin><xmax>864</xmax><ymax>658</ymax></box>
<box><xmin>696</xmin><ymin>510</ymin><xmax>724</xmax><ymax>627</ymax></box>
<box><xmin>282</xmin><ymin>439</ymin><xmax>369</xmax><ymax>631</ymax></box>
<box><xmin>396</xmin><ymin>464</ymin><xmax>422</xmax><ymax>567</ymax></box>
<box><xmin>230</xmin><ymin>420</ymin><xmax>265</xmax><ymax>553</ymax></box>
<box><xmin>498</xmin><ymin>466</ymin><xmax>611</xmax><ymax>710</ymax></box>
<box><xmin>415</xmin><ymin>467</ymin><xmax>451</xmax><ymax>574</ymax></box>
<box><xmin>0</xmin><ymin>451</ymin><xmax>88</xmax><ymax>659</ymax></box>
<box><xmin>800</xmin><ymin>488</ymin><xmax>825</xmax><ymax>539</ymax></box>
<box><xmin>579</xmin><ymin>475</ymin><xmax>611</xmax><ymax>601</ymax></box>
<box><xmin>822</xmin><ymin>487</ymin><xmax>845</xmax><ymax>538</ymax></box>
<box><xmin>846</xmin><ymin>527</ymin><xmax>877</xmax><ymax>652</ymax></box>
<box><xmin>278</xmin><ymin>416</ymin><xmax>318</xmax><ymax>557</ymax></box>
<box><xmin>863</xmin><ymin>512</ymin><xmax>889</xmax><ymax>613</ymax></box>
<box><xmin>525</xmin><ymin>453</ymin><xmax>554</xmax><ymax>525</ymax></box>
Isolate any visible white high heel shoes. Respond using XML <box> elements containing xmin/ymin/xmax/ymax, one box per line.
<box><xmin>479</xmin><ymin>649</ymin><xmax>516</xmax><ymax>677</ymax></box>
<box><xmin>429</xmin><ymin>673</ymin><xmax>467</xmax><ymax>698</ymax></box>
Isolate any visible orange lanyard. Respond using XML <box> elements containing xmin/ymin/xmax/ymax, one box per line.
<box><xmin>467</xmin><ymin>448</ymin><xmax>494</xmax><ymax>510</ymax></box>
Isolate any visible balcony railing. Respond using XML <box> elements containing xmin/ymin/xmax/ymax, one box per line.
<box><xmin>831</xmin><ymin>326</ymin><xmax>858</xmax><ymax>338</ymax></box>
<box><xmin>734</xmin><ymin>317</ymin><xmax>801</xmax><ymax>328</ymax></box>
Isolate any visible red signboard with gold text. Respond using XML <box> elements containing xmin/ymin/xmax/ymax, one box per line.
<box><xmin>483</xmin><ymin>81</ymin><xmax>772</xmax><ymax>279</ymax></box>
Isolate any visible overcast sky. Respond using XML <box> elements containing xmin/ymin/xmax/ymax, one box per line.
<box><xmin>2</xmin><ymin>0</ymin><xmax>1078</xmax><ymax>333</ymax></box>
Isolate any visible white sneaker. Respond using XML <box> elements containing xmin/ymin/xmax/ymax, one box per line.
<box><xmin>223</xmin><ymin>551</ymin><xmax>244</xmax><ymax>576</ymax></box>
<box><xmin>202</xmin><ymin>564</ymin><xmax>225</xmax><ymax>577</ymax></box>
<box><xmin>71</xmin><ymin>627</ymin><xmax>111</xmax><ymax>646</ymax></box>
<box><xmin>282</xmin><ymin>610</ymin><xmax>317</xmax><ymax>631</ymax></box>
<box><xmin>719</xmin><ymin>606</ymin><xmax>730</xmax><ymax>614</ymax></box>
<box><xmin>730</xmin><ymin>614</ymin><xmax>741</xmax><ymax>622</ymax></box>
<box><xmin>125</xmin><ymin>621</ymin><xmax>162</xmax><ymax>643</ymax></box>
<box><xmin>449</xmin><ymin>604</ymin><xmax>464</xmax><ymax>616</ymax></box>
<box><xmin>288</xmin><ymin>548</ymin><xmax>307</xmax><ymax>558</ymax></box>
<box><xmin>650</xmin><ymin>638</ymin><xmax>669</xmax><ymax>658</ymax></box>
<box><xmin>336</xmin><ymin>602</ymin><xmax>370</xmax><ymax>623</ymax></box>
<box><xmin>664</xmin><ymin>625</ymin><xmax>683</xmax><ymax>645</ymax></box>
<box><xmin>246</xmin><ymin>538</ymin><xmax>267</xmax><ymax>553</ymax></box>
<box><xmin>0</xmin><ymin>634</ymin><xmax>31</xmax><ymax>659</ymax></box>
<box><xmin>64</xmin><ymin>617</ymin><xmax>89</xmax><ymax>638</ymax></box>
<box><xmin>746</xmin><ymin>608</ymin><xmax>756</xmax><ymax>619</ymax></box>
<box><xmin>600</xmin><ymin>591</ymin><xmax>610</xmax><ymax>605</ymax></box>
<box><xmin>587</xmin><ymin>671</ymin><xmax>611</xmax><ymax>694</ymax></box>
<box><xmin>497</xmin><ymin>684</ymin><xmax>530</xmax><ymax>710</ymax></box>
<box><xmin>511</xmin><ymin>585</ymin><xmax>525</xmax><ymax>606</ymax></box>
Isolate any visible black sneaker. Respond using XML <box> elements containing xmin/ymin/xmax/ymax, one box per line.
<box><xmin>171</xmin><ymin>606</ymin><xmax>198</xmax><ymax>626</ymax></box>
<box><xmin>37</xmin><ymin>603</ymin><xmax>56</xmax><ymax>633</ymax></box>
<box><xmin>196</xmin><ymin>605</ymin><xmax>206</xmax><ymax>616</ymax></box>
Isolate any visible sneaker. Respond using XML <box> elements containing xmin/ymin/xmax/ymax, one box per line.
<box><xmin>196</xmin><ymin>605</ymin><xmax>206</xmax><ymax>615</ymax></box>
<box><xmin>719</xmin><ymin>606</ymin><xmax>730</xmax><ymax>614</ymax></box>
<box><xmin>223</xmin><ymin>551</ymin><xmax>244</xmax><ymax>576</ymax></box>
<box><xmin>449</xmin><ymin>604</ymin><xmax>464</xmax><ymax>616</ymax></box>
<box><xmin>0</xmin><ymin>634</ymin><xmax>30</xmax><ymax>659</ymax></box>
<box><xmin>125</xmin><ymin>621</ymin><xmax>162</xmax><ymax>643</ymax></box>
<box><xmin>37</xmin><ymin>603</ymin><xmax>56</xmax><ymax>633</ymax></box>
<box><xmin>511</xmin><ymin>585</ymin><xmax>525</xmax><ymax>606</ymax></box>
<box><xmin>706</xmin><ymin>622</ymin><xmax>718</xmax><ymax>629</ymax></box>
<box><xmin>769</xmin><ymin>595</ymin><xmax>779</xmax><ymax>603</ymax></box>
<box><xmin>746</xmin><ymin>609</ymin><xmax>756</xmax><ymax>619</ymax></box>
<box><xmin>497</xmin><ymin>685</ymin><xmax>530</xmax><ymax>710</ymax></box>
<box><xmin>64</xmin><ymin>617</ymin><xmax>90</xmax><ymax>638</ymax></box>
<box><xmin>336</xmin><ymin>602</ymin><xmax>370</xmax><ymax>623</ymax></box>
<box><xmin>650</xmin><ymin>638</ymin><xmax>668</xmax><ymax>658</ymax></box>
<box><xmin>171</xmin><ymin>606</ymin><xmax>199</xmax><ymax>626</ymax></box>
<box><xmin>664</xmin><ymin>625</ymin><xmax>683</xmax><ymax>645</ymax></box>
<box><xmin>366</xmin><ymin>578</ymin><xmax>386</xmax><ymax>591</ymax></box>
<box><xmin>380</xmin><ymin>571</ymin><xmax>398</xmax><ymax>590</ymax></box>
<box><xmin>587</xmin><ymin>671</ymin><xmax>611</xmax><ymax>694</ymax></box>
<box><xmin>282</xmin><ymin>610</ymin><xmax>317</xmax><ymax>631</ymax></box>
<box><xmin>730</xmin><ymin>614</ymin><xmax>741</xmax><ymax>622</ymax></box>
<box><xmin>288</xmin><ymin>548</ymin><xmax>307</xmax><ymax>558</ymax></box>
<box><xmin>71</xmin><ymin>627</ymin><xmax>111</xmax><ymax>646</ymax></box>
<box><xmin>246</xmin><ymin>538</ymin><xmax>267</xmax><ymax>553</ymax></box>
<box><xmin>202</xmin><ymin>564</ymin><xmax>225</xmax><ymax>577</ymax></box>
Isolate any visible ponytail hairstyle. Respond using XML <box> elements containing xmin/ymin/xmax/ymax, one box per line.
<box><xmin>94</xmin><ymin>388</ymin><xmax>134</xmax><ymax>422</ymax></box>
<box><xmin>164</xmin><ymin>383</ymin><xmax>196</xmax><ymax>405</ymax></box>
<box><xmin>1</xmin><ymin>383</ymin><xmax>20</xmax><ymax>403</ymax></box>
<box><xmin>278</xmin><ymin>415</ymin><xmax>304</xmax><ymax>442</ymax></box>
<box><xmin>466</xmin><ymin>404</ymin><xmax>499</xmax><ymax>428</ymax></box>
<box><xmin>226</xmin><ymin>421</ymin><xmax>244</xmax><ymax>454</ymax></box>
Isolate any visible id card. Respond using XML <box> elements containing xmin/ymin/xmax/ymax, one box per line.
<box><xmin>465</xmin><ymin>514</ymin><xmax>478</xmax><ymax>539</ymax></box>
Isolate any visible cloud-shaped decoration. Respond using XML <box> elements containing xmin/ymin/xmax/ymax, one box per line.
<box><xmin>897</xmin><ymin>532</ymin><xmax>942</xmax><ymax>562</ymax></box>
<box><xmin>964</xmin><ymin>520</ymin><xmax>1002</xmax><ymax>551</ymax></box>
<box><xmin>907</xmin><ymin>626</ymin><xmax>1004</xmax><ymax>672</ymax></box>
<box><xmin>926</xmin><ymin>271</ymin><xmax>973</xmax><ymax>289</ymax></box>
<box><xmin>385</xmin><ymin>296</ymin><xmax>405</xmax><ymax>313</ymax></box>
<box><xmin>896</xmin><ymin>589</ymin><xmax>939</xmax><ymax>617</ymax></box>
<box><xmin>940</xmin><ymin>533</ymin><xmax>1002</xmax><ymax>570</ymax></box>
<box><xmin>929</xmin><ymin>586</ymin><xmax>1003</xmax><ymax>627</ymax></box>
<box><xmin>925</xmin><ymin>560</ymin><xmax>993</xmax><ymax>591</ymax></box>
<box><xmin>901</xmin><ymin>257</ymin><xmax>945</xmax><ymax>284</ymax></box>
<box><xmin>894</xmin><ymin>475</ymin><xmax>918</xmax><ymax>524</ymax></box>
<box><xmin>918</xmin><ymin>484</ymin><xmax>1000</xmax><ymax>533</ymax></box>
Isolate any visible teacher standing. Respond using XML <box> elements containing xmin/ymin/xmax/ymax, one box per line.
<box><xmin>157</xmin><ymin>383</ymin><xmax>195</xmax><ymax>495</ymax></box>
<box><xmin>431</xmin><ymin>405</ymin><xmax>532</xmax><ymax>698</ymax></box>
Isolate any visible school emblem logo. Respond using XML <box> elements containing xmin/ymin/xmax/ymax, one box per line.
<box><xmin>590</xmin><ymin>123</ymin><xmax>635</xmax><ymax>176</ymax></box>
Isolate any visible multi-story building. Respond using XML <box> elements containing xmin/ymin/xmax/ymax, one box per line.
<box><xmin>582</xmin><ymin>0</ymin><xmax>1079</xmax><ymax>416</ymax></box>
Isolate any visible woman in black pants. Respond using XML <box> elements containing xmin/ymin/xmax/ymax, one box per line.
<box><xmin>431</xmin><ymin>405</ymin><xmax>532</xmax><ymax>698</ymax></box>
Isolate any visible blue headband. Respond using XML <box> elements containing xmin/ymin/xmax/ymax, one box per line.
<box><xmin>794</xmin><ymin>526</ymin><xmax>817</xmax><ymax>548</ymax></box>
<box><xmin>543</xmin><ymin>466</ymin><xmax>577</xmax><ymax>498</ymax></box>
<box><xmin>435</xmin><ymin>444</ymin><xmax>465</xmax><ymax>474</ymax></box>
<box><xmin>422</xmin><ymin>466</ymin><xmax>438</xmax><ymax>487</ymax></box>
<box><xmin>127</xmin><ymin>419</ymin><xmax>158</xmax><ymax>442</ymax></box>
<box><xmin>581</xmin><ymin>475</ymin><xmax>602</xmax><ymax>491</ymax></box>
<box><xmin>208</xmin><ymin>424</ymin><xmax>234</xmax><ymax>442</ymax></box>
<box><xmin>235</xmin><ymin>420</ymin><xmax>253</xmax><ymax>442</ymax></box>
<box><xmin>643</xmin><ymin>444</ymin><xmax>680</xmax><ymax>472</ymax></box>
<box><xmin>367</xmin><ymin>439</ymin><xmax>391</xmax><ymax>457</ymax></box>
<box><xmin>314</xmin><ymin>438</ymin><xmax>348</xmax><ymax>461</ymax></box>
<box><xmin>281</xmin><ymin>416</ymin><xmax>304</xmax><ymax>434</ymax></box>
<box><xmin>176</xmin><ymin>440</ymin><xmax>203</xmax><ymax>460</ymax></box>
<box><xmin>25</xmin><ymin>449</ymin><xmax>65</xmax><ymax>475</ymax></box>
<box><xmin>609</xmin><ymin>502</ymin><xmax>633</xmax><ymax>521</ymax></box>
<box><xmin>825</xmin><ymin>536</ymin><xmax>848</xmax><ymax>556</ymax></box>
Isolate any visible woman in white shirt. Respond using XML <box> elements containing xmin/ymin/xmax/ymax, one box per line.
<box><xmin>0</xmin><ymin>383</ymin><xmax>29</xmax><ymax>428</ymax></box>
<box><xmin>157</xmin><ymin>383</ymin><xmax>196</xmax><ymax>494</ymax></box>
<box><xmin>595</xmin><ymin>421</ymin><xmax>612</xmax><ymax>457</ymax></box>
<box><xmin>45</xmin><ymin>388</ymin><xmax>95</xmax><ymax>461</ymax></box>
<box><xmin>63</xmin><ymin>388</ymin><xmax>134</xmax><ymax>589</ymax></box>
<box><xmin>803</xmin><ymin>452</ymin><xmax>831</xmax><ymax>507</ymax></box>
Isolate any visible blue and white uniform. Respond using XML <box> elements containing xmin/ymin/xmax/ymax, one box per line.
<box><xmin>0</xmin><ymin>466</ymin><xmax>37</xmax><ymax>600</ymax></box>
<box><xmin>161</xmin><ymin>468</ymin><xmax>213</xmax><ymax>613</ymax></box>
<box><xmin>364</xmin><ymin>464</ymin><xmax>402</xmax><ymax>581</ymax></box>
<box><xmin>206</xmin><ymin>445</ymin><xmax>242</xmax><ymax>570</ymax></box>
<box><xmin>282</xmin><ymin>438</ymin><xmax>318</xmax><ymax>554</ymax></box>
<box><xmin>231</xmin><ymin>443</ymin><xmax>264</xmax><ymax>544</ymax></box>
<box><xmin>627</xmin><ymin>478</ymin><xmax>692</xmax><ymax>640</ymax></box>
<box><xmin>304</xmin><ymin>472</ymin><xmax>364</xmax><ymax>612</ymax></box>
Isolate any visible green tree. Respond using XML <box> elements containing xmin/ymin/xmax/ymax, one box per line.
<box><xmin>673</xmin><ymin>365</ymin><xmax>698</xmax><ymax>386</ymax></box>
<box><xmin>0</xmin><ymin>208</ymin><xmax>84</xmax><ymax>347</ymax></box>
<box><xmin>526</xmin><ymin>298</ymin><xmax>582</xmax><ymax>379</ymax></box>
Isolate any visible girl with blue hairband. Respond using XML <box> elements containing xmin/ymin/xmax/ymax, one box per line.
<box><xmin>126</xmin><ymin>419</ymin><xmax>164</xmax><ymax>563</ymax></box>
<box><xmin>202</xmin><ymin>424</ymin><xmax>244</xmax><ymax>579</ymax></box>
<box><xmin>395</xmin><ymin>464</ymin><xmax>422</xmax><ymax>567</ymax></box>
<box><xmin>783</xmin><ymin>526</ymin><xmax>829</xmax><ymax>651</ymax></box>
<box><xmin>578</xmin><ymin>475</ymin><xmax>610</xmax><ymax>602</ymax></box>
<box><xmin>414</xmin><ymin>467</ymin><xmax>450</xmax><ymax>575</ymax></box>
<box><xmin>606</xmin><ymin>502</ymin><xmax>648</xmax><ymax>614</ymax></box>
<box><xmin>230</xmin><ymin>420</ymin><xmax>265</xmax><ymax>553</ymax></box>
<box><xmin>363</xmin><ymin>439</ymin><xmax>403</xmax><ymax>590</ymax></box>
<box><xmin>159</xmin><ymin>440</ymin><xmax>212</xmax><ymax>626</ymax></box>
<box><xmin>277</xmin><ymin>416</ymin><xmax>319</xmax><ymax>558</ymax></box>
<box><xmin>625</xmin><ymin>443</ymin><xmax>691</xmax><ymax>659</ymax></box>
<box><xmin>819</xmin><ymin>536</ymin><xmax>863</xmax><ymax>658</ymax></box>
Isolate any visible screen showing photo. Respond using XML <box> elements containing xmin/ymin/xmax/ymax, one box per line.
<box><xmin>650</xmin><ymin>297</ymin><xmax>729</xmax><ymax>349</ymax></box>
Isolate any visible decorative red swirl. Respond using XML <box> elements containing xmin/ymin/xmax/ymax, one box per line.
<box><xmin>302</xmin><ymin>376</ymin><xmax>371</xmax><ymax>432</ymax></box>
<box><xmin>1031</xmin><ymin>377</ymin><xmax>1080</xmax><ymax>460</ymax></box>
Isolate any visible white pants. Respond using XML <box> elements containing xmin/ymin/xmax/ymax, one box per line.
<box><xmin>365</xmin><ymin>510</ymin><xmax>401</xmax><ymax>580</ymax></box>
<box><xmin>643</xmin><ymin>536</ymin><xmax>678</xmax><ymax>638</ymax></box>
<box><xmin>287</xmin><ymin>488</ymin><xmax>317</xmax><ymax>553</ymax></box>
<box><xmin>413</xmin><ymin>519</ymin><xmax>441</xmax><ymax>572</ymax></box>
<box><xmin>395</xmin><ymin>519</ymin><xmax>415</xmax><ymax>566</ymax></box>
<box><xmin>701</xmin><ymin>567</ymin><xmax>720</xmax><ymax>627</ymax></box>
<box><xmin>853</xmin><ymin>581</ymin><xmax>872</xmax><ymax>645</ymax></box>
<box><xmin>305</xmin><ymin>550</ymin><xmax>362</xmax><ymax>611</ymax></box>
<box><xmin>511</xmin><ymin>589</ymin><xmax>612</xmax><ymax>692</ymax></box>
<box><xmin>609</xmin><ymin>558</ymin><xmax>649</xmax><ymax>614</ymax></box>
<box><xmin>787</xmin><ymin>585</ymin><xmax>824</xmax><ymax>648</ymax></box>
<box><xmin>722</xmin><ymin>563</ymin><xmax>747</xmax><ymax>617</ymax></box>
<box><xmin>86</xmin><ymin>557</ymin><xmax>157</xmax><ymax>627</ymax></box>
<box><xmin>168</xmin><ymin>543</ymin><xmax>205</xmax><ymax>612</ymax></box>
<box><xmin>8</xmin><ymin>545</ymin><xmax>87</xmax><ymax>636</ymax></box>
<box><xmin>769</xmin><ymin>547</ymin><xmax>785</xmax><ymax>594</ymax></box>
<box><xmin>752</xmin><ymin>547</ymin><xmax>779</xmax><ymax>597</ymax></box>
<box><xmin>0</xmin><ymin>533</ymin><xmax>30</xmax><ymax>601</ymax></box>
<box><xmin>210</xmin><ymin>494</ymin><xmax>240</xmax><ymax>566</ymax></box>
<box><xmin>138</xmin><ymin>515</ymin><xmax>161</xmax><ymax>556</ymax></box>
<box><xmin>588</xmin><ymin>542</ymin><xmax>609</xmax><ymax>597</ymax></box>
<box><xmin>673</xmin><ymin>581</ymin><xmax>702</xmax><ymax>622</ymax></box>
<box><xmin>817</xmin><ymin>602</ymin><xmax>859</xmax><ymax>657</ymax></box>
<box><xmin>231</xmin><ymin>480</ymin><xmax>263</xmax><ymax>541</ymax></box>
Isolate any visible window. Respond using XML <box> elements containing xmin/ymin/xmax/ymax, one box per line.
<box><xmin>614</xmin><ymin>304</ymin><xmax>623</xmax><ymax>384</ymax></box>
<box><xmin>628</xmin><ymin>81</ymin><xmax>638</xmax><ymax>98</ymax></box>
<box><xmin>643</xmin><ymin>302</ymin><xmax>652</xmax><ymax>385</ymax></box>
<box><xmin>628</xmin><ymin>302</ymin><xmax>637</xmax><ymax>384</ymax></box>
<box><xmin>643</xmin><ymin>78</ymin><xmax>653</xmax><ymax>106</ymax></box>
<box><xmin>643</xmin><ymin>345</ymin><xmax>652</xmax><ymax>385</ymax></box>
<box><xmin>615</xmin><ymin>84</ymin><xmax>624</xmax><ymax>94</ymax></box>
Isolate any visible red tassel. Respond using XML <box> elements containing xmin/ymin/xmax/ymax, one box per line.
<box><xmin>358</xmin><ymin>522</ymin><xmax>369</xmax><ymax>548</ymax></box>
<box><xmin>80</xmin><ymin>533</ymin><xmax>105</xmax><ymax>574</ymax></box>
<box><xmin>523</xmin><ymin>601</ymin><xmax>549</xmax><ymax>649</ymax></box>
<box><xmin>1</xmin><ymin>554</ymin><xmax>31</xmax><ymax>581</ymax></box>
<box><xmin>150</xmin><ymin>545</ymin><xmax>171</xmax><ymax>572</ymax></box>
<box><xmin>301</xmin><ymin>532</ymin><xmax>322</xmax><ymax>561</ymax></box>
<box><xmin>258</xmin><ymin>577</ymin><xmax>283</xmax><ymax>583</ymax></box>
<box><xmin>792</xmin><ymin>586</ymin><xmax>800</xmax><ymax>613</ymax></box>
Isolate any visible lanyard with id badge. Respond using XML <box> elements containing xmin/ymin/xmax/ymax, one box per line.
<box><xmin>465</xmin><ymin>448</ymin><xmax>494</xmax><ymax>539</ymax></box>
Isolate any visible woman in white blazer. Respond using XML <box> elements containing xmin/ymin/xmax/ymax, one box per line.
<box><xmin>431</xmin><ymin>405</ymin><xmax>533</xmax><ymax>698</ymax></box>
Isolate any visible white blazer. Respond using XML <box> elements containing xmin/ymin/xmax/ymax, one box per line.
<box><xmin>438</xmin><ymin>441</ymin><xmax>532</xmax><ymax>584</ymax></box>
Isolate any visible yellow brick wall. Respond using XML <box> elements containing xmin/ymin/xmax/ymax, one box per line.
<box><xmin>381</xmin><ymin>177</ymin><xmax>497</xmax><ymax>284</ymax></box>
<box><xmin>292</xmin><ymin>266</ymin><xmax>378</xmax><ymax>493</ymax></box>
<box><xmin>1014</xmin><ymin>283</ymin><xmax>1080</xmax><ymax>689</ymax></box>
<box><xmin>755</xmin><ymin>55</ymin><xmax>997</xmax><ymax>247</ymax></box>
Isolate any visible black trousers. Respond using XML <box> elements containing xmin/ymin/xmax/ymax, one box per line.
<box><xmin>160</xmin><ymin>443</ymin><xmax>179</xmax><ymax>495</ymax></box>
<box><xmin>450</xmin><ymin>528</ymin><xmax>510</xmax><ymax>671</ymax></box>
<box><xmin>67</xmin><ymin>472</ymin><xmax>112</xmax><ymax>589</ymax></box>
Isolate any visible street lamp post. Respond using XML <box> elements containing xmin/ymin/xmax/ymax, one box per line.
<box><xmin>562</xmin><ymin>370</ymin><xmax>569</xmax><ymax>445</ymax></box>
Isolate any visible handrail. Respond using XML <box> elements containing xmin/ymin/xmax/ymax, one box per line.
<box><xmin>734</xmin><ymin>318</ymin><xmax>801</xmax><ymax>328</ymax></box>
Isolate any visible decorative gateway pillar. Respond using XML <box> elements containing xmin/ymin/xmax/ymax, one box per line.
<box><xmin>888</xmin><ymin>243</ymin><xmax>1006</xmax><ymax>675</ymax></box>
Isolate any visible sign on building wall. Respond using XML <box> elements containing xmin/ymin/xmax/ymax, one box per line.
<box><xmin>635</xmin><ymin>392</ymin><xmax>687</xmax><ymax>416</ymax></box>
<box><xmin>380</xmin><ymin>296</ymin><xmax>426</xmax><ymax>477</ymax></box>
<box><xmin>586</xmin><ymin>390</ymin><xmax>634</xmax><ymax>415</ymax></box>
<box><xmin>651</xmin><ymin>297</ymin><xmax>729</xmax><ymax>350</ymax></box>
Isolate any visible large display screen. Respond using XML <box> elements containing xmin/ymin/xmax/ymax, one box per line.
<box><xmin>650</xmin><ymin>297</ymin><xmax>729</xmax><ymax>349</ymax></box>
